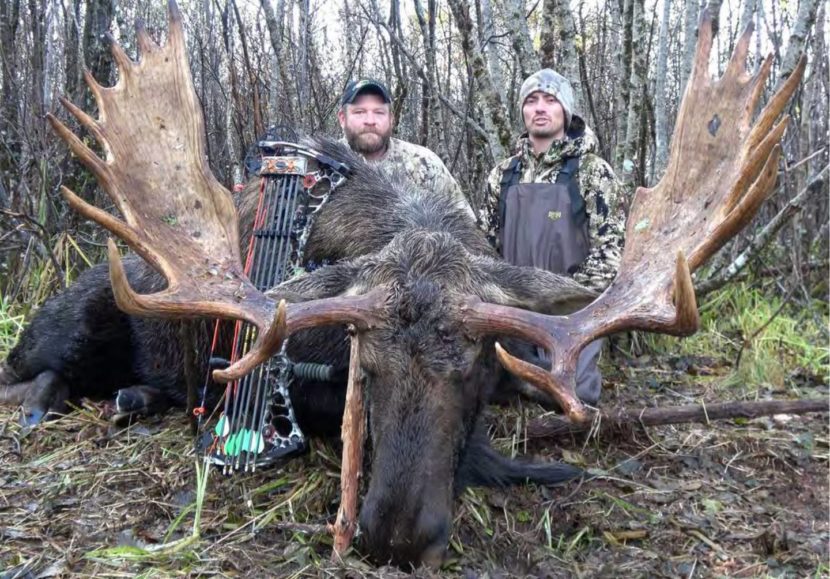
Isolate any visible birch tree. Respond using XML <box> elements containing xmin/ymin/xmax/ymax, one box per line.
<box><xmin>503</xmin><ymin>0</ymin><xmax>540</xmax><ymax>80</ymax></box>
<box><xmin>619</xmin><ymin>0</ymin><xmax>648</xmax><ymax>189</ymax></box>
<box><xmin>446</xmin><ymin>0</ymin><xmax>509</xmax><ymax>160</ymax></box>
<box><xmin>680</xmin><ymin>0</ymin><xmax>700</xmax><ymax>95</ymax></box>
<box><xmin>653</xmin><ymin>0</ymin><xmax>672</xmax><ymax>178</ymax></box>
<box><xmin>553</xmin><ymin>0</ymin><xmax>585</xmax><ymax>113</ymax></box>
<box><xmin>776</xmin><ymin>0</ymin><xmax>820</xmax><ymax>90</ymax></box>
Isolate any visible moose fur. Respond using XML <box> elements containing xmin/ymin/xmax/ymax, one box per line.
<box><xmin>1</xmin><ymin>138</ymin><xmax>594</xmax><ymax>566</ymax></box>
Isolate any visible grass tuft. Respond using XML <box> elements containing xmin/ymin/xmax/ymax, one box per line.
<box><xmin>645</xmin><ymin>282</ymin><xmax>829</xmax><ymax>391</ymax></box>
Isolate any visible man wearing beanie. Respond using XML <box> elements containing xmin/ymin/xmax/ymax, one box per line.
<box><xmin>338</xmin><ymin>79</ymin><xmax>473</xmax><ymax>217</ymax></box>
<box><xmin>478</xmin><ymin>69</ymin><xmax>625</xmax><ymax>406</ymax></box>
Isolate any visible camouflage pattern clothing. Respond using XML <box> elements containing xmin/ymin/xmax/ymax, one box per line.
<box><xmin>366</xmin><ymin>137</ymin><xmax>474</xmax><ymax>218</ymax></box>
<box><xmin>480</xmin><ymin>116</ymin><xmax>625</xmax><ymax>292</ymax></box>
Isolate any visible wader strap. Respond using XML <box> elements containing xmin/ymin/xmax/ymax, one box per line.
<box><xmin>498</xmin><ymin>157</ymin><xmax>522</xmax><ymax>231</ymax></box>
<box><xmin>556</xmin><ymin>156</ymin><xmax>587</xmax><ymax>227</ymax></box>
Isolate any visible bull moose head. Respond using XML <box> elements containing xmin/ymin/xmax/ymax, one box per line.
<box><xmin>47</xmin><ymin>0</ymin><xmax>803</xmax><ymax>567</ymax></box>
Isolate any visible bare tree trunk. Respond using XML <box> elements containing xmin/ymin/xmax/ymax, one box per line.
<box><xmin>479</xmin><ymin>0</ymin><xmax>507</xmax><ymax>102</ymax></box>
<box><xmin>620</xmin><ymin>0</ymin><xmax>649</xmax><ymax>190</ymax></box>
<box><xmin>0</xmin><ymin>0</ymin><xmax>21</xmax><ymax>212</ymax></box>
<box><xmin>680</xmin><ymin>0</ymin><xmax>701</xmax><ymax>96</ymax></box>
<box><xmin>260</xmin><ymin>0</ymin><xmax>285</xmax><ymax>125</ymax></box>
<box><xmin>553</xmin><ymin>0</ymin><xmax>584</xmax><ymax>113</ymax></box>
<box><xmin>653</xmin><ymin>0</ymin><xmax>671</xmax><ymax>179</ymax></box>
<box><xmin>705</xmin><ymin>0</ymin><xmax>724</xmax><ymax>35</ymax></box>
<box><xmin>387</xmin><ymin>0</ymin><xmax>408</xmax><ymax>125</ymax></box>
<box><xmin>222</xmin><ymin>2</ymin><xmax>244</xmax><ymax>185</ymax></box>
<box><xmin>82</xmin><ymin>0</ymin><xmax>114</xmax><ymax>111</ymax></box>
<box><xmin>297</xmin><ymin>0</ymin><xmax>310</xmax><ymax>130</ymax></box>
<box><xmin>413</xmin><ymin>0</ymin><xmax>444</xmax><ymax>152</ymax></box>
<box><xmin>503</xmin><ymin>0</ymin><xmax>540</xmax><ymax>80</ymax></box>
<box><xmin>613</xmin><ymin>0</ymin><xmax>633</xmax><ymax>169</ymax></box>
<box><xmin>27</xmin><ymin>0</ymin><xmax>46</xmax><ymax>135</ymax></box>
<box><xmin>739</xmin><ymin>0</ymin><xmax>755</xmax><ymax>30</ymax></box>
<box><xmin>63</xmin><ymin>0</ymin><xmax>82</xmax><ymax>103</ymax></box>
<box><xmin>0</xmin><ymin>0</ymin><xmax>21</xmax><ymax>149</ymax></box>
<box><xmin>232</xmin><ymin>0</ymin><xmax>263</xmax><ymax>139</ymax></box>
<box><xmin>446</xmin><ymin>0</ymin><xmax>509</xmax><ymax>160</ymax></box>
<box><xmin>43</xmin><ymin>0</ymin><xmax>56</xmax><ymax>111</ymax></box>
<box><xmin>776</xmin><ymin>0</ymin><xmax>819</xmax><ymax>91</ymax></box>
<box><xmin>539</xmin><ymin>0</ymin><xmax>556</xmax><ymax>68</ymax></box>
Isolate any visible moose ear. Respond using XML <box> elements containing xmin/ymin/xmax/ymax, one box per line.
<box><xmin>471</xmin><ymin>257</ymin><xmax>598</xmax><ymax>315</ymax></box>
<box><xmin>265</xmin><ymin>260</ymin><xmax>370</xmax><ymax>303</ymax></box>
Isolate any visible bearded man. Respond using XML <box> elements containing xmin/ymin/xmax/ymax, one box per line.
<box><xmin>337</xmin><ymin>79</ymin><xmax>473</xmax><ymax>216</ymax></box>
<box><xmin>478</xmin><ymin>69</ymin><xmax>626</xmax><ymax>406</ymax></box>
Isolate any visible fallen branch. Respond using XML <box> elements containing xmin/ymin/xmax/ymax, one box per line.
<box><xmin>527</xmin><ymin>398</ymin><xmax>829</xmax><ymax>439</ymax></box>
<box><xmin>331</xmin><ymin>328</ymin><xmax>366</xmax><ymax>559</ymax></box>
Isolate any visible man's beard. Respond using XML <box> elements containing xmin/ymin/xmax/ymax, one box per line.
<box><xmin>528</xmin><ymin>125</ymin><xmax>561</xmax><ymax>140</ymax></box>
<box><xmin>345</xmin><ymin>128</ymin><xmax>391</xmax><ymax>156</ymax></box>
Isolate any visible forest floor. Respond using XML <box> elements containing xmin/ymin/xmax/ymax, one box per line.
<box><xmin>0</xmin><ymin>347</ymin><xmax>827</xmax><ymax>578</ymax></box>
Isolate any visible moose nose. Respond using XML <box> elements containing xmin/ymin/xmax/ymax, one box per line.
<box><xmin>359</xmin><ymin>499</ymin><xmax>450</xmax><ymax>567</ymax></box>
<box><xmin>413</xmin><ymin>508</ymin><xmax>450</xmax><ymax>567</ymax></box>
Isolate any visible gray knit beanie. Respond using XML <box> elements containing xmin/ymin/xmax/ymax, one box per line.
<box><xmin>519</xmin><ymin>69</ymin><xmax>575</xmax><ymax>128</ymax></box>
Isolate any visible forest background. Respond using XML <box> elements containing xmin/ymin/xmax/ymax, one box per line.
<box><xmin>0</xmin><ymin>0</ymin><xmax>827</xmax><ymax>399</ymax></box>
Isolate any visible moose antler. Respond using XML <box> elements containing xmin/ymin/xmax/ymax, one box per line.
<box><xmin>47</xmin><ymin>0</ymin><xmax>386</xmax><ymax>381</ymax></box>
<box><xmin>462</xmin><ymin>10</ymin><xmax>806</xmax><ymax>422</ymax></box>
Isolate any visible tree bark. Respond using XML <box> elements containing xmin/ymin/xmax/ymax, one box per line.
<box><xmin>680</xmin><ymin>0</ymin><xmax>701</xmax><ymax>96</ymax></box>
<box><xmin>260</xmin><ymin>0</ymin><xmax>285</xmax><ymax>124</ymax></box>
<box><xmin>653</xmin><ymin>0</ymin><xmax>672</xmax><ymax>179</ymax></box>
<box><xmin>739</xmin><ymin>0</ymin><xmax>755</xmax><ymax>30</ymax></box>
<box><xmin>447</xmin><ymin>0</ymin><xmax>509</xmax><ymax>160</ymax></box>
<box><xmin>776</xmin><ymin>0</ymin><xmax>819</xmax><ymax>92</ymax></box>
<box><xmin>613</xmin><ymin>0</ymin><xmax>633</xmax><ymax>169</ymax></box>
<box><xmin>232</xmin><ymin>0</ymin><xmax>263</xmax><ymax>138</ymax></box>
<box><xmin>503</xmin><ymin>0</ymin><xmax>540</xmax><ymax>80</ymax></box>
<box><xmin>297</xmin><ymin>0</ymin><xmax>310</xmax><ymax>130</ymax></box>
<box><xmin>619</xmin><ymin>0</ymin><xmax>648</xmax><ymax>187</ymax></box>
<box><xmin>0</xmin><ymin>0</ymin><xmax>21</xmax><ymax>186</ymax></box>
<box><xmin>63</xmin><ymin>0</ymin><xmax>82</xmax><ymax>104</ymax></box>
<box><xmin>82</xmin><ymin>0</ymin><xmax>115</xmax><ymax>111</ymax></box>
<box><xmin>479</xmin><ymin>0</ymin><xmax>507</xmax><ymax>103</ymax></box>
<box><xmin>553</xmin><ymin>0</ymin><xmax>584</xmax><ymax>113</ymax></box>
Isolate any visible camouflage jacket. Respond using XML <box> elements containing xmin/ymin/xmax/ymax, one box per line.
<box><xmin>364</xmin><ymin>137</ymin><xmax>474</xmax><ymax>218</ymax></box>
<box><xmin>480</xmin><ymin>117</ymin><xmax>625</xmax><ymax>291</ymax></box>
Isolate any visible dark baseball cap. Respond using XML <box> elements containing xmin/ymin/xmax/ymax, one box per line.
<box><xmin>340</xmin><ymin>79</ymin><xmax>392</xmax><ymax>106</ymax></box>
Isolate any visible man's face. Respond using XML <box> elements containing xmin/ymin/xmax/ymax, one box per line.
<box><xmin>338</xmin><ymin>93</ymin><xmax>393</xmax><ymax>156</ymax></box>
<box><xmin>522</xmin><ymin>91</ymin><xmax>566</xmax><ymax>141</ymax></box>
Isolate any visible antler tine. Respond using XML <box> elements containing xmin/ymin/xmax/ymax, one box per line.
<box><xmin>494</xmin><ymin>343</ymin><xmax>589</xmax><ymax>422</ymax></box>
<box><xmin>723</xmin><ymin>21</ymin><xmax>754</xmax><ymax>81</ymax></box>
<box><xmin>135</xmin><ymin>19</ymin><xmax>160</xmax><ymax>56</ymax></box>
<box><xmin>58</xmin><ymin>96</ymin><xmax>107</xmax><ymax>146</ymax></box>
<box><xmin>688</xmin><ymin>8</ymin><xmax>715</xmax><ymax>88</ymax></box>
<box><xmin>672</xmin><ymin>251</ymin><xmax>699</xmax><ymax>334</ymax></box>
<box><xmin>214</xmin><ymin>288</ymin><xmax>390</xmax><ymax>383</ymax></box>
<box><xmin>46</xmin><ymin>114</ymin><xmax>110</xmax><ymax>183</ymax></box>
<box><xmin>213</xmin><ymin>301</ymin><xmax>288</xmax><ymax>383</ymax></box>
<box><xmin>464</xmin><ymin>9</ymin><xmax>805</xmax><ymax>422</ymax></box>
<box><xmin>747</xmin><ymin>55</ymin><xmax>806</xmax><ymax>151</ymax></box>
<box><xmin>107</xmin><ymin>32</ymin><xmax>135</xmax><ymax>76</ymax></box>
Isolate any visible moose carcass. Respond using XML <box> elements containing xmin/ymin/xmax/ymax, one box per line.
<box><xmin>3</xmin><ymin>0</ymin><xmax>805</xmax><ymax>568</ymax></box>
